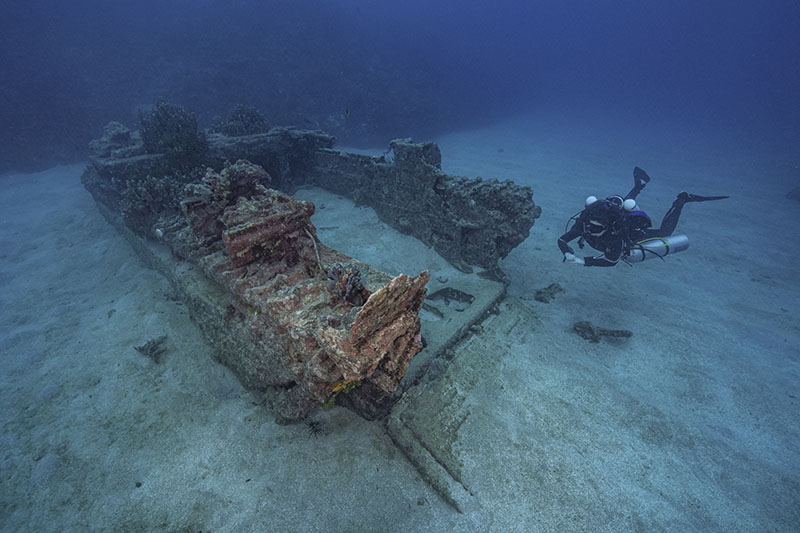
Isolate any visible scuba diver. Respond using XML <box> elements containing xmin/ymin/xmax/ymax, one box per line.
<box><xmin>558</xmin><ymin>167</ymin><xmax>728</xmax><ymax>266</ymax></box>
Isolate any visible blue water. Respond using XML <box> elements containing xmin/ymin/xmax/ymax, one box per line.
<box><xmin>1</xmin><ymin>0</ymin><xmax>798</xmax><ymax>181</ymax></box>
<box><xmin>1</xmin><ymin>2</ymin><xmax>799</xmax><ymax>530</ymax></box>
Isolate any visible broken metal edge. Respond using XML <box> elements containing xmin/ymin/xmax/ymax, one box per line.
<box><xmin>385</xmin><ymin>282</ymin><xmax>507</xmax><ymax>514</ymax></box>
<box><xmin>385</xmin><ymin>411</ymin><xmax>477</xmax><ymax>514</ymax></box>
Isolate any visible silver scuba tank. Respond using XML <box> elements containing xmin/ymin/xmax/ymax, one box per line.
<box><xmin>626</xmin><ymin>234</ymin><xmax>689</xmax><ymax>262</ymax></box>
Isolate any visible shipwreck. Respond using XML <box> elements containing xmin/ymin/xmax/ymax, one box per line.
<box><xmin>81</xmin><ymin>103</ymin><xmax>540</xmax><ymax>424</ymax></box>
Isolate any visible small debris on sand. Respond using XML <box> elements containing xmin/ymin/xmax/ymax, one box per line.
<box><xmin>534</xmin><ymin>283</ymin><xmax>563</xmax><ymax>303</ymax></box>
<box><xmin>134</xmin><ymin>335</ymin><xmax>168</xmax><ymax>363</ymax></box>
<box><xmin>573</xmin><ymin>321</ymin><xmax>632</xmax><ymax>343</ymax></box>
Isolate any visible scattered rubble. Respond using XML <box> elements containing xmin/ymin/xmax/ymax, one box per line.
<box><xmin>573</xmin><ymin>321</ymin><xmax>633</xmax><ymax>343</ymax></box>
<box><xmin>134</xmin><ymin>335</ymin><xmax>168</xmax><ymax>363</ymax></box>
<box><xmin>534</xmin><ymin>283</ymin><xmax>564</xmax><ymax>303</ymax></box>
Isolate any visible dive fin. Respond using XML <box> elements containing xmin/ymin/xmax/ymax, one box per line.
<box><xmin>677</xmin><ymin>192</ymin><xmax>729</xmax><ymax>203</ymax></box>
<box><xmin>633</xmin><ymin>166</ymin><xmax>651</xmax><ymax>185</ymax></box>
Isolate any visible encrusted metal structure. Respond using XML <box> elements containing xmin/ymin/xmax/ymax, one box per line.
<box><xmin>82</xmin><ymin>121</ymin><xmax>539</xmax><ymax>423</ymax></box>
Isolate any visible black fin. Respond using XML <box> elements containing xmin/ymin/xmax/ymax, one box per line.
<box><xmin>678</xmin><ymin>192</ymin><xmax>729</xmax><ymax>203</ymax></box>
<box><xmin>633</xmin><ymin>166</ymin><xmax>651</xmax><ymax>184</ymax></box>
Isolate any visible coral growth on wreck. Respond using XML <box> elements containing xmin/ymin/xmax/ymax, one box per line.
<box><xmin>138</xmin><ymin>99</ymin><xmax>208</xmax><ymax>171</ymax></box>
<box><xmin>121</xmin><ymin>170</ymin><xmax>201</xmax><ymax>235</ymax></box>
<box><xmin>326</xmin><ymin>263</ymin><xmax>370</xmax><ymax>306</ymax></box>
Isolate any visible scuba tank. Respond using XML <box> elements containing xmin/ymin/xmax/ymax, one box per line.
<box><xmin>626</xmin><ymin>234</ymin><xmax>689</xmax><ymax>263</ymax></box>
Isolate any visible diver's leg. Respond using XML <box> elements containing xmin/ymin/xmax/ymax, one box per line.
<box><xmin>647</xmin><ymin>191</ymin><xmax>729</xmax><ymax>237</ymax></box>
<box><xmin>624</xmin><ymin>166</ymin><xmax>651</xmax><ymax>200</ymax></box>
<box><xmin>647</xmin><ymin>199</ymin><xmax>682</xmax><ymax>237</ymax></box>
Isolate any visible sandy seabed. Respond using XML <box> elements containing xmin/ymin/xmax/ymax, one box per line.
<box><xmin>1</xmin><ymin>113</ymin><xmax>798</xmax><ymax>531</ymax></box>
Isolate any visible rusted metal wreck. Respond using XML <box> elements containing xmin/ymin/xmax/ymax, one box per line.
<box><xmin>81</xmin><ymin>118</ymin><xmax>540</xmax><ymax>423</ymax></box>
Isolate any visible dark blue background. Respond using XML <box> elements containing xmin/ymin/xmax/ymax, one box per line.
<box><xmin>1</xmin><ymin>0</ymin><xmax>797</xmax><ymax>172</ymax></box>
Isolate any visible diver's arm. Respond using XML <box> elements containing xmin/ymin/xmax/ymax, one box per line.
<box><xmin>558</xmin><ymin>226</ymin><xmax>582</xmax><ymax>256</ymax></box>
<box><xmin>583</xmin><ymin>240</ymin><xmax>624</xmax><ymax>267</ymax></box>
<box><xmin>584</xmin><ymin>256</ymin><xmax>618</xmax><ymax>267</ymax></box>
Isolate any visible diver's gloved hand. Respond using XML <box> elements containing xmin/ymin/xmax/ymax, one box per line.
<box><xmin>563</xmin><ymin>253</ymin><xmax>585</xmax><ymax>265</ymax></box>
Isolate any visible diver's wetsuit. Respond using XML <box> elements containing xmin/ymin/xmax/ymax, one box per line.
<box><xmin>557</xmin><ymin>167</ymin><xmax>727</xmax><ymax>267</ymax></box>
<box><xmin>558</xmin><ymin>203</ymin><xmax>623</xmax><ymax>266</ymax></box>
